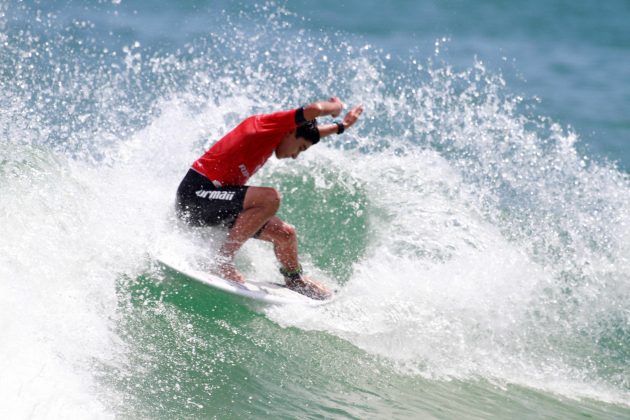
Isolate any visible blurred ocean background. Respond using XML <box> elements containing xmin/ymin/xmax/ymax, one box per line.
<box><xmin>1</xmin><ymin>0</ymin><xmax>629</xmax><ymax>418</ymax></box>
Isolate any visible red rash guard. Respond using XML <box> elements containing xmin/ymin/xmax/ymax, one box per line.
<box><xmin>192</xmin><ymin>109</ymin><xmax>300</xmax><ymax>186</ymax></box>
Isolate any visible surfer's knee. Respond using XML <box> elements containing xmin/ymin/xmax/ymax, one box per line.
<box><xmin>277</xmin><ymin>222</ymin><xmax>297</xmax><ymax>243</ymax></box>
<box><xmin>245</xmin><ymin>187</ymin><xmax>281</xmax><ymax>215</ymax></box>
<box><xmin>261</xmin><ymin>187</ymin><xmax>281</xmax><ymax>215</ymax></box>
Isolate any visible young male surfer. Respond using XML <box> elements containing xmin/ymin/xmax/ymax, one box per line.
<box><xmin>176</xmin><ymin>97</ymin><xmax>363</xmax><ymax>300</ymax></box>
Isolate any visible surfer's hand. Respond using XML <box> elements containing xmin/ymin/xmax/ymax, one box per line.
<box><xmin>328</xmin><ymin>97</ymin><xmax>343</xmax><ymax>118</ymax></box>
<box><xmin>343</xmin><ymin>104</ymin><xmax>363</xmax><ymax>129</ymax></box>
<box><xmin>303</xmin><ymin>97</ymin><xmax>344</xmax><ymax>120</ymax></box>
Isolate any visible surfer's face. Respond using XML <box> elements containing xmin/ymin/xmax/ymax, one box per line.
<box><xmin>275</xmin><ymin>131</ymin><xmax>312</xmax><ymax>159</ymax></box>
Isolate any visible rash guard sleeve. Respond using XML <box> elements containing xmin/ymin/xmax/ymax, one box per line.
<box><xmin>254</xmin><ymin>109</ymin><xmax>300</xmax><ymax>135</ymax></box>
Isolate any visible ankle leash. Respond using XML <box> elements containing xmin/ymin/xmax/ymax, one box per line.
<box><xmin>279</xmin><ymin>264</ymin><xmax>303</xmax><ymax>281</ymax></box>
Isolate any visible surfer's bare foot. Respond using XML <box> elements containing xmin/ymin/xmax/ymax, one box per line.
<box><xmin>217</xmin><ymin>260</ymin><xmax>246</xmax><ymax>284</ymax></box>
<box><xmin>284</xmin><ymin>275</ymin><xmax>331</xmax><ymax>300</ymax></box>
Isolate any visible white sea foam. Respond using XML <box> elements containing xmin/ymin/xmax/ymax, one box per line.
<box><xmin>264</xmin><ymin>73</ymin><xmax>630</xmax><ymax>405</ymax></box>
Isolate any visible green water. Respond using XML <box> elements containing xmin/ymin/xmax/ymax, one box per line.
<box><xmin>268</xmin><ymin>159</ymin><xmax>371</xmax><ymax>283</ymax></box>
<box><xmin>94</xmin><ymin>268</ymin><xmax>629</xmax><ymax>419</ymax></box>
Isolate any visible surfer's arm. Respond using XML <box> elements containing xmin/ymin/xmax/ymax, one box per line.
<box><xmin>303</xmin><ymin>97</ymin><xmax>344</xmax><ymax>120</ymax></box>
<box><xmin>315</xmin><ymin>104</ymin><xmax>364</xmax><ymax>139</ymax></box>
<box><xmin>257</xmin><ymin>98</ymin><xmax>344</xmax><ymax>133</ymax></box>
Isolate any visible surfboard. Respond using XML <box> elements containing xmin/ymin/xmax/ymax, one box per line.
<box><xmin>157</xmin><ymin>259</ymin><xmax>329</xmax><ymax>306</ymax></box>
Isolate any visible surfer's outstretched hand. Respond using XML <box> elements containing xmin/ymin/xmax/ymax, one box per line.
<box><xmin>328</xmin><ymin>96</ymin><xmax>344</xmax><ymax>117</ymax></box>
<box><xmin>343</xmin><ymin>104</ymin><xmax>364</xmax><ymax>130</ymax></box>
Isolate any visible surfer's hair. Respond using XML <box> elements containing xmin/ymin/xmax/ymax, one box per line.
<box><xmin>296</xmin><ymin>119</ymin><xmax>320</xmax><ymax>145</ymax></box>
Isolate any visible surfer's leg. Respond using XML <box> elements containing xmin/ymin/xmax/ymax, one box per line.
<box><xmin>255</xmin><ymin>216</ymin><xmax>299</xmax><ymax>271</ymax></box>
<box><xmin>256</xmin><ymin>217</ymin><xmax>331</xmax><ymax>300</ymax></box>
<box><xmin>218</xmin><ymin>187</ymin><xmax>280</xmax><ymax>282</ymax></box>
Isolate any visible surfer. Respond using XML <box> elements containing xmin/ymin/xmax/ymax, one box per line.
<box><xmin>175</xmin><ymin>97</ymin><xmax>363</xmax><ymax>299</ymax></box>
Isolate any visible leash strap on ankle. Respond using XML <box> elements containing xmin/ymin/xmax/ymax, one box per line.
<box><xmin>280</xmin><ymin>264</ymin><xmax>303</xmax><ymax>281</ymax></box>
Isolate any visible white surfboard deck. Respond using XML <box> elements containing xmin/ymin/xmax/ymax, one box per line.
<box><xmin>157</xmin><ymin>258</ymin><xmax>329</xmax><ymax>306</ymax></box>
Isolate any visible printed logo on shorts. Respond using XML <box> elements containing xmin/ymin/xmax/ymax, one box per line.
<box><xmin>196</xmin><ymin>189</ymin><xmax>236</xmax><ymax>201</ymax></box>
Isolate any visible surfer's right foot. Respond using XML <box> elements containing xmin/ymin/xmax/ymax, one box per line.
<box><xmin>284</xmin><ymin>275</ymin><xmax>331</xmax><ymax>300</ymax></box>
<box><xmin>280</xmin><ymin>264</ymin><xmax>331</xmax><ymax>300</ymax></box>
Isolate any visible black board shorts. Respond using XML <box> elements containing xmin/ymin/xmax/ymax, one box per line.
<box><xmin>176</xmin><ymin>169</ymin><xmax>248</xmax><ymax>228</ymax></box>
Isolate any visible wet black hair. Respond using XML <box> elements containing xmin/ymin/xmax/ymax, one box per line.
<box><xmin>295</xmin><ymin>119</ymin><xmax>320</xmax><ymax>144</ymax></box>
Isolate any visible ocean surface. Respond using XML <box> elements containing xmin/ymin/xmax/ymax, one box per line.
<box><xmin>1</xmin><ymin>0</ymin><xmax>630</xmax><ymax>418</ymax></box>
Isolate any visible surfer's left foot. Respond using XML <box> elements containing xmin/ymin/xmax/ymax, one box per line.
<box><xmin>216</xmin><ymin>259</ymin><xmax>246</xmax><ymax>284</ymax></box>
<box><xmin>284</xmin><ymin>275</ymin><xmax>331</xmax><ymax>300</ymax></box>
